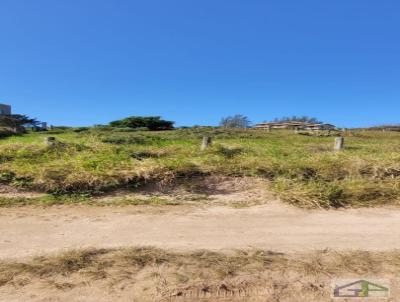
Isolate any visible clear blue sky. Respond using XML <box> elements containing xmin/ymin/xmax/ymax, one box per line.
<box><xmin>1</xmin><ymin>0</ymin><xmax>399</xmax><ymax>127</ymax></box>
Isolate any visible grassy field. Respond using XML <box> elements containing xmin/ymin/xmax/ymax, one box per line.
<box><xmin>1</xmin><ymin>127</ymin><xmax>400</xmax><ymax>208</ymax></box>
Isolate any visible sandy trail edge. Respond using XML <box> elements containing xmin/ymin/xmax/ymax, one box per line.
<box><xmin>1</xmin><ymin>201</ymin><xmax>400</xmax><ymax>259</ymax></box>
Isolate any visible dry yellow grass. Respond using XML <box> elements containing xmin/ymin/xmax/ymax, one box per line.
<box><xmin>1</xmin><ymin>247</ymin><xmax>400</xmax><ymax>301</ymax></box>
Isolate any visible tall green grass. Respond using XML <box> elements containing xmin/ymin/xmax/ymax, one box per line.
<box><xmin>1</xmin><ymin>128</ymin><xmax>400</xmax><ymax>208</ymax></box>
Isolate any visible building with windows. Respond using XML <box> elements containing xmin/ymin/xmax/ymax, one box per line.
<box><xmin>254</xmin><ymin>121</ymin><xmax>336</xmax><ymax>131</ymax></box>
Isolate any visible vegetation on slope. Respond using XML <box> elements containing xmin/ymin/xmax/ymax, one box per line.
<box><xmin>1</xmin><ymin>127</ymin><xmax>400</xmax><ymax>208</ymax></box>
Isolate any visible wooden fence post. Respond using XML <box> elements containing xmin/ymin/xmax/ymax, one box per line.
<box><xmin>334</xmin><ymin>137</ymin><xmax>344</xmax><ymax>151</ymax></box>
<box><xmin>201</xmin><ymin>137</ymin><xmax>212</xmax><ymax>151</ymax></box>
<box><xmin>45</xmin><ymin>136</ymin><xmax>56</xmax><ymax>147</ymax></box>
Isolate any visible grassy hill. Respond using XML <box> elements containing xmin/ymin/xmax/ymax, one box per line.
<box><xmin>1</xmin><ymin>127</ymin><xmax>400</xmax><ymax>208</ymax></box>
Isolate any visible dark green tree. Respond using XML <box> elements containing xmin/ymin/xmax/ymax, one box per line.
<box><xmin>0</xmin><ymin>114</ymin><xmax>39</xmax><ymax>132</ymax></box>
<box><xmin>272</xmin><ymin>116</ymin><xmax>322</xmax><ymax>124</ymax></box>
<box><xmin>109</xmin><ymin>116</ymin><xmax>174</xmax><ymax>131</ymax></box>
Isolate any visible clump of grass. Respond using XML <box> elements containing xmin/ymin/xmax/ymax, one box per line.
<box><xmin>272</xmin><ymin>179</ymin><xmax>348</xmax><ymax>208</ymax></box>
<box><xmin>130</xmin><ymin>150</ymin><xmax>168</xmax><ymax>160</ymax></box>
<box><xmin>100</xmin><ymin>196</ymin><xmax>180</xmax><ymax>206</ymax></box>
<box><xmin>0</xmin><ymin>249</ymin><xmax>107</xmax><ymax>286</ymax></box>
<box><xmin>214</xmin><ymin>145</ymin><xmax>245</xmax><ymax>159</ymax></box>
<box><xmin>100</xmin><ymin>134</ymin><xmax>166</xmax><ymax>145</ymax></box>
<box><xmin>273</xmin><ymin>177</ymin><xmax>400</xmax><ymax>208</ymax></box>
<box><xmin>0</xmin><ymin>195</ymin><xmax>91</xmax><ymax>207</ymax></box>
<box><xmin>0</xmin><ymin>195</ymin><xmax>182</xmax><ymax>207</ymax></box>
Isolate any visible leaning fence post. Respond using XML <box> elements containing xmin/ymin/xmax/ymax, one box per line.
<box><xmin>200</xmin><ymin>136</ymin><xmax>212</xmax><ymax>151</ymax></box>
<box><xmin>334</xmin><ymin>137</ymin><xmax>344</xmax><ymax>151</ymax></box>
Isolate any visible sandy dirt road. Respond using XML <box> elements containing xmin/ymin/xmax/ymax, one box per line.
<box><xmin>1</xmin><ymin>202</ymin><xmax>400</xmax><ymax>259</ymax></box>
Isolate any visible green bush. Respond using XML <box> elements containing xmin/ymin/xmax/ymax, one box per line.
<box><xmin>73</xmin><ymin>127</ymin><xmax>90</xmax><ymax>133</ymax></box>
<box><xmin>109</xmin><ymin>116</ymin><xmax>174</xmax><ymax>131</ymax></box>
<box><xmin>0</xmin><ymin>128</ymin><xmax>16</xmax><ymax>139</ymax></box>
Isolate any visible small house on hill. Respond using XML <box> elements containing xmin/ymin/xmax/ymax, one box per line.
<box><xmin>253</xmin><ymin>121</ymin><xmax>336</xmax><ymax>131</ymax></box>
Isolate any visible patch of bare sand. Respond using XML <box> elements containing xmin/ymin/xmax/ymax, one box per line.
<box><xmin>0</xmin><ymin>176</ymin><xmax>274</xmax><ymax>207</ymax></box>
<box><xmin>95</xmin><ymin>176</ymin><xmax>274</xmax><ymax>206</ymax></box>
<box><xmin>2</xmin><ymin>201</ymin><xmax>400</xmax><ymax>259</ymax></box>
<box><xmin>0</xmin><ymin>184</ymin><xmax>46</xmax><ymax>199</ymax></box>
